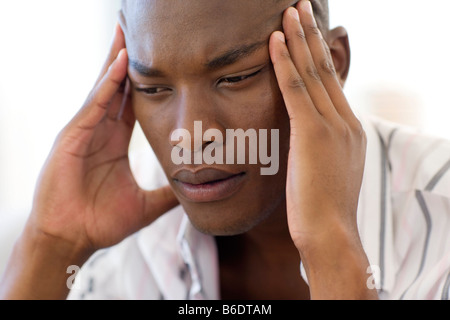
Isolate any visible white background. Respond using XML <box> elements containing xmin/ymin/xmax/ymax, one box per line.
<box><xmin>1</xmin><ymin>0</ymin><xmax>450</xmax><ymax>274</ymax></box>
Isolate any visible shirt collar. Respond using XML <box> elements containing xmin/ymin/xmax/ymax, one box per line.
<box><xmin>137</xmin><ymin>206</ymin><xmax>220</xmax><ymax>300</ymax></box>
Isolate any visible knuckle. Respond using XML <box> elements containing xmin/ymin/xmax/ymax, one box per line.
<box><xmin>83</xmin><ymin>92</ymin><xmax>102</xmax><ymax>112</ymax></box>
<box><xmin>352</xmin><ymin>122</ymin><xmax>368</xmax><ymax>150</ymax></box>
<box><xmin>335</xmin><ymin>121</ymin><xmax>351</xmax><ymax>139</ymax></box>
<box><xmin>319</xmin><ymin>58</ymin><xmax>337</xmax><ymax>76</ymax></box>
<box><xmin>305</xmin><ymin>65</ymin><xmax>321</xmax><ymax>81</ymax></box>
<box><xmin>354</xmin><ymin>120</ymin><xmax>367</xmax><ymax>140</ymax></box>
<box><xmin>343</xmin><ymin>119</ymin><xmax>367</xmax><ymax>143</ymax></box>
<box><xmin>310</xmin><ymin>121</ymin><xmax>332</xmax><ymax>139</ymax></box>
<box><xmin>295</xmin><ymin>30</ymin><xmax>306</xmax><ymax>41</ymax></box>
<box><xmin>322</xmin><ymin>39</ymin><xmax>332</xmax><ymax>57</ymax></box>
<box><xmin>331</xmin><ymin>120</ymin><xmax>354</xmax><ymax>140</ymax></box>
<box><xmin>305</xmin><ymin>24</ymin><xmax>321</xmax><ymax>36</ymax></box>
<box><xmin>280</xmin><ymin>49</ymin><xmax>292</xmax><ymax>60</ymax></box>
<box><xmin>286</xmin><ymin>74</ymin><xmax>306</xmax><ymax>90</ymax></box>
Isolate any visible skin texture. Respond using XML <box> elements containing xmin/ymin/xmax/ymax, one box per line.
<box><xmin>0</xmin><ymin>0</ymin><xmax>378</xmax><ymax>300</ymax></box>
<box><xmin>121</xmin><ymin>0</ymin><xmax>293</xmax><ymax>236</ymax></box>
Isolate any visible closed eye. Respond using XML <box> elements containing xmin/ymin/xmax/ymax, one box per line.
<box><xmin>219</xmin><ymin>69</ymin><xmax>263</xmax><ymax>85</ymax></box>
<box><xmin>133</xmin><ymin>67</ymin><xmax>265</xmax><ymax>95</ymax></box>
<box><xmin>135</xmin><ymin>87</ymin><xmax>171</xmax><ymax>95</ymax></box>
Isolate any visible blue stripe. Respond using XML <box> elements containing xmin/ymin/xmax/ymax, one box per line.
<box><xmin>400</xmin><ymin>191</ymin><xmax>433</xmax><ymax>299</ymax></box>
<box><xmin>442</xmin><ymin>271</ymin><xmax>450</xmax><ymax>300</ymax></box>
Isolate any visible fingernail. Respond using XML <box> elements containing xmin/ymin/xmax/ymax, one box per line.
<box><xmin>275</xmin><ymin>32</ymin><xmax>285</xmax><ymax>43</ymax></box>
<box><xmin>288</xmin><ymin>7</ymin><xmax>300</xmax><ymax>21</ymax></box>
<box><xmin>117</xmin><ymin>48</ymin><xmax>125</xmax><ymax>60</ymax></box>
<box><xmin>301</xmin><ymin>0</ymin><xmax>313</xmax><ymax>15</ymax></box>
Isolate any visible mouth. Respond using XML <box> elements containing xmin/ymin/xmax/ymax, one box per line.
<box><xmin>172</xmin><ymin>168</ymin><xmax>246</xmax><ymax>203</ymax></box>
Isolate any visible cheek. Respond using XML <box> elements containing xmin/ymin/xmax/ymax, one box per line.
<box><xmin>239</xmin><ymin>72</ymin><xmax>290</xmax><ymax>156</ymax></box>
<box><xmin>249</xmin><ymin>72</ymin><xmax>291</xmax><ymax>165</ymax></box>
<box><xmin>131</xmin><ymin>94</ymin><xmax>172</xmax><ymax>162</ymax></box>
<box><xmin>228</xmin><ymin>71</ymin><xmax>289</xmax><ymax>132</ymax></box>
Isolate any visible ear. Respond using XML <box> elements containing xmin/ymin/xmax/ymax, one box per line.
<box><xmin>326</xmin><ymin>26</ymin><xmax>351</xmax><ymax>87</ymax></box>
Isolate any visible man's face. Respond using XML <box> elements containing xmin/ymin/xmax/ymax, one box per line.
<box><xmin>122</xmin><ymin>0</ymin><xmax>295</xmax><ymax>235</ymax></box>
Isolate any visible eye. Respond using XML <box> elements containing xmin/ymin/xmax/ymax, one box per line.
<box><xmin>219</xmin><ymin>69</ymin><xmax>263</xmax><ymax>85</ymax></box>
<box><xmin>135</xmin><ymin>87</ymin><xmax>171</xmax><ymax>96</ymax></box>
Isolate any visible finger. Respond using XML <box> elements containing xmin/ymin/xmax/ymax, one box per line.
<box><xmin>109</xmin><ymin>77</ymin><xmax>136</xmax><ymax>130</ymax></box>
<box><xmin>118</xmin><ymin>83</ymin><xmax>137</xmax><ymax>129</ymax></box>
<box><xmin>269</xmin><ymin>31</ymin><xmax>322</xmax><ymax>124</ymax></box>
<box><xmin>117</xmin><ymin>79</ymin><xmax>131</xmax><ymax>121</ymax></box>
<box><xmin>297</xmin><ymin>0</ymin><xmax>354</xmax><ymax>120</ymax></box>
<box><xmin>142</xmin><ymin>185</ymin><xmax>180</xmax><ymax>225</ymax></box>
<box><xmin>105</xmin><ymin>77</ymin><xmax>131</xmax><ymax>121</ymax></box>
<box><xmin>94</xmin><ymin>23</ymin><xmax>126</xmax><ymax>88</ymax></box>
<box><xmin>282</xmin><ymin>6</ymin><xmax>337</xmax><ymax>119</ymax></box>
<box><xmin>76</xmin><ymin>48</ymin><xmax>128</xmax><ymax>129</ymax></box>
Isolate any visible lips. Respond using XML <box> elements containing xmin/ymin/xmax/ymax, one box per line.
<box><xmin>172</xmin><ymin>168</ymin><xmax>246</xmax><ymax>202</ymax></box>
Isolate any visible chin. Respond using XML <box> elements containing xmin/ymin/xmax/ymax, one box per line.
<box><xmin>180</xmin><ymin>197</ymin><xmax>281</xmax><ymax>237</ymax></box>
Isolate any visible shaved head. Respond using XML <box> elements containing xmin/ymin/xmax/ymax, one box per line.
<box><xmin>310</xmin><ymin>0</ymin><xmax>329</xmax><ymax>32</ymax></box>
<box><xmin>119</xmin><ymin>0</ymin><xmax>331</xmax><ymax>67</ymax></box>
<box><xmin>120</xmin><ymin>0</ymin><xmax>330</xmax><ymax>36</ymax></box>
<box><xmin>116</xmin><ymin>0</ymin><xmax>346</xmax><ymax>236</ymax></box>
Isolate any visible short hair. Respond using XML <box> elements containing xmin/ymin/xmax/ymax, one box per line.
<box><xmin>121</xmin><ymin>0</ymin><xmax>330</xmax><ymax>33</ymax></box>
<box><xmin>310</xmin><ymin>0</ymin><xmax>330</xmax><ymax>33</ymax></box>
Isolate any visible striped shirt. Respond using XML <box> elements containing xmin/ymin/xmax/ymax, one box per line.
<box><xmin>67</xmin><ymin>115</ymin><xmax>450</xmax><ymax>300</ymax></box>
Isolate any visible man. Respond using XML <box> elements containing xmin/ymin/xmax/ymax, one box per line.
<box><xmin>0</xmin><ymin>0</ymin><xmax>449</xmax><ymax>300</ymax></box>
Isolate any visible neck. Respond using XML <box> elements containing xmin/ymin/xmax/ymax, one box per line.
<box><xmin>216</xmin><ymin>201</ymin><xmax>310</xmax><ymax>300</ymax></box>
<box><xmin>217</xmin><ymin>200</ymin><xmax>299</xmax><ymax>265</ymax></box>
<box><xmin>245</xmin><ymin>200</ymin><xmax>299</xmax><ymax>261</ymax></box>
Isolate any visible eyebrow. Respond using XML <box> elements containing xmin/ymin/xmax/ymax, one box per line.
<box><xmin>129</xmin><ymin>60</ymin><xmax>166</xmax><ymax>78</ymax></box>
<box><xmin>205</xmin><ymin>40</ymin><xmax>268</xmax><ymax>70</ymax></box>
<box><xmin>129</xmin><ymin>40</ymin><xmax>268</xmax><ymax>78</ymax></box>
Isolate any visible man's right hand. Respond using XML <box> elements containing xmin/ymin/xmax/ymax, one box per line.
<box><xmin>0</xmin><ymin>25</ymin><xmax>179</xmax><ymax>299</ymax></box>
<box><xmin>29</xmin><ymin>23</ymin><xmax>178</xmax><ymax>253</ymax></box>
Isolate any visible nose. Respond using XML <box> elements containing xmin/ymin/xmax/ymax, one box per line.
<box><xmin>170</xmin><ymin>88</ymin><xmax>225</xmax><ymax>154</ymax></box>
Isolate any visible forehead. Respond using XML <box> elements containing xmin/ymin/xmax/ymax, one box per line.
<box><xmin>121</xmin><ymin>0</ymin><xmax>294</xmax><ymax>68</ymax></box>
